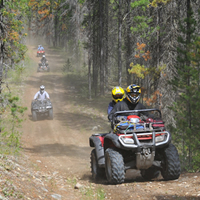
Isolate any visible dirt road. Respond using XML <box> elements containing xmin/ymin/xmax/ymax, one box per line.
<box><xmin>22</xmin><ymin>46</ymin><xmax>93</xmax><ymax>176</ymax></box>
<box><xmin>21</xmin><ymin>45</ymin><xmax>200</xmax><ymax>200</ymax></box>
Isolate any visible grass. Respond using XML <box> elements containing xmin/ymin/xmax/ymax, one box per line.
<box><xmin>65</xmin><ymin>176</ymin><xmax>106</xmax><ymax>200</ymax></box>
<box><xmin>0</xmin><ymin>53</ymin><xmax>36</xmax><ymax>155</ymax></box>
<box><xmin>66</xmin><ymin>177</ymin><xmax>77</xmax><ymax>185</ymax></box>
<box><xmin>81</xmin><ymin>184</ymin><xmax>106</xmax><ymax>200</ymax></box>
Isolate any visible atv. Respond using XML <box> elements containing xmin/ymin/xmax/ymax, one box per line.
<box><xmin>89</xmin><ymin>109</ymin><xmax>180</xmax><ymax>184</ymax></box>
<box><xmin>37</xmin><ymin>50</ymin><xmax>45</xmax><ymax>57</ymax></box>
<box><xmin>37</xmin><ymin>62</ymin><xmax>50</xmax><ymax>72</ymax></box>
<box><xmin>31</xmin><ymin>99</ymin><xmax>53</xmax><ymax>121</ymax></box>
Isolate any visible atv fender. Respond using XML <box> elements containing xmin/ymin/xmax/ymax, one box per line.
<box><xmin>104</xmin><ymin>133</ymin><xmax>124</xmax><ymax>150</ymax></box>
<box><xmin>89</xmin><ymin>135</ymin><xmax>105</xmax><ymax>167</ymax></box>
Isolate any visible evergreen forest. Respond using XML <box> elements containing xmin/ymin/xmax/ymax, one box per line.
<box><xmin>0</xmin><ymin>0</ymin><xmax>200</xmax><ymax>172</ymax></box>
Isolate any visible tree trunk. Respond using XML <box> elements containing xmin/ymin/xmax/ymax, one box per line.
<box><xmin>118</xmin><ymin>0</ymin><xmax>122</xmax><ymax>86</ymax></box>
<box><xmin>125</xmin><ymin>0</ymin><xmax>131</xmax><ymax>85</ymax></box>
<box><xmin>92</xmin><ymin>1</ymin><xmax>98</xmax><ymax>96</ymax></box>
<box><xmin>186</xmin><ymin>0</ymin><xmax>192</xmax><ymax>169</ymax></box>
<box><xmin>88</xmin><ymin>0</ymin><xmax>92</xmax><ymax>100</ymax></box>
<box><xmin>54</xmin><ymin>14</ymin><xmax>58</xmax><ymax>47</ymax></box>
<box><xmin>104</xmin><ymin>0</ymin><xmax>109</xmax><ymax>92</ymax></box>
<box><xmin>99</xmin><ymin>0</ymin><xmax>104</xmax><ymax>95</ymax></box>
<box><xmin>0</xmin><ymin>0</ymin><xmax>4</xmax><ymax>133</ymax></box>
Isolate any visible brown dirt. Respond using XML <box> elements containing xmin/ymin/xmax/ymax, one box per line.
<box><xmin>5</xmin><ymin>45</ymin><xmax>200</xmax><ymax>200</ymax></box>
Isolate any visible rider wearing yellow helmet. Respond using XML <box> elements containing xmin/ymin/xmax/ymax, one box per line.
<box><xmin>107</xmin><ymin>86</ymin><xmax>125</xmax><ymax>115</ymax></box>
<box><xmin>108</xmin><ymin>84</ymin><xmax>147</xmax><ymax>121</ymax></box>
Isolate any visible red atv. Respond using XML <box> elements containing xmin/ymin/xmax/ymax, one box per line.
<box><xmin>89</xmin><ymin>109</ymin><xmax>180</xmax><ymax>184</ymax></box>
<box><xmin>37</xmin><ymin>50</ymin><xmax>45</xmax><ymax>57</ymax></box>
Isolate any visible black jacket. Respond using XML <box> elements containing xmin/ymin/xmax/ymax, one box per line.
<box><xmin>108</xmin><ymin>98</ymin><xmax>147</xmax><ymax>121</ymax></box>
<box><xmin>41</xmin><ymin>57</ymin><xmax>47</xmax><ymax>63</ymax></box>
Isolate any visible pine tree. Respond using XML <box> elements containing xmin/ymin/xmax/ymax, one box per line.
<box><xmin>62</xmin><ymin>59</ymin><xmax>72</xmax><ymax>73</ymax></box>
<box><xmin>170</xmin><ymin>1</ymin><xmax>200</xmax><ymax>171</ymax></box>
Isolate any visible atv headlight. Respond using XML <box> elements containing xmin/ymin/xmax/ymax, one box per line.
<box><xmin>155</xmin><ymin>135</ymin><xmax>165</xmax><ymax>143</ymax></box>
<box><xmin>122</xmin><ymin>137</ymin><xmax>134</xmax><ymax>144</ymax></box>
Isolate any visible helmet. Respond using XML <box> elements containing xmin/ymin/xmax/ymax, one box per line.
<box><xmin>112</xmin><ymin>86</ymin><xmax>125</xmax><ymax>103</ymax></box>
<box><xmin>43</xmin><ymin>55</ymin><xmax>45</xmax><ymax>57</ymax></box>
<box><xmin>40</xmin><ymin>85</ymin><xmax>45</xmax><ymax>94</ymax></box>
<box><xmin>126</xmin><ymin>84</ymin><xmax>141</xmax><ymax>104</ymax></box>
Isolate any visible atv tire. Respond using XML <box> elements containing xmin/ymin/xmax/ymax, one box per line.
<box><xmin>161</xmin><ymin>143</ymin><xmax>180</xmax><ymax>180</ymax></box>
<box><xmin>90</xmin><ymin>149</ymin><xmax>105</xmax><ymax>180</ymax></box>
<box><xmin>141</xmin><ymin>167</ymin><xmax>160</xmax><ymax>180</ymax></box>
<box><xmin>49</xmin><ymin>109</ymin><xmax>53</xmax><ymax>120</ymax></box>
<box><xmin>105</xmin><ymin>148</ymin><xmax>125</xmax><ymax>184</ymax></box>
<box><xmin>32</xmin><ymin>111</ymin><xmax>37</xmax><ymax>121</ymax></box>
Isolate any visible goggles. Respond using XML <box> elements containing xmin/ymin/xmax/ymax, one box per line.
<box><xmin>129</xmin><ymin>93</ymin><xmax>140</xmax><ymax>98</ymax></box>
<box><xmin>113</xmin><ymin>94</ymin><xmax>123</xmax><ymax>100</ymax></box>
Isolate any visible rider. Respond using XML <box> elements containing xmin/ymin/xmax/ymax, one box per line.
<box><xmin>38</xmin><ymin>45</ymin><xmax>44</xmax><ymax>51</ymax></box>
<box><xmin>40</xmin><ymin>45</ymin><xmax>44</xmax><ymax>51</ymax></box>
<box><xmin>108</xmin><ymin>84</ymin><xmax>148</xmax><ymax>122</ymax></box>
<box><xmin>34</xmin><ymin>85</ymin><xmax>50</xmax><ymax>100</ymax></box>
<box><xmin>41</xmin><ymin>55</ymin><xmax>47</xmax><ymax>64</ymax></box>
<box><xmin>107</xmin><ymin>86</ymin><xmax>125</xmax><ymax>115</ymax></box>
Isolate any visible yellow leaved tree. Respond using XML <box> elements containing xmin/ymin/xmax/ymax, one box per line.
<box><xmin>129</xmin><ymin>42</ymin><xmax>166</xmax><ymax>108</ymax></box>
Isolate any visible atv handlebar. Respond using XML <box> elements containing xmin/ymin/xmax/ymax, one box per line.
<box><xmin>113</xmin><ymin>108</ymin><xmax>161</xmax><ymax>116</ymax></box>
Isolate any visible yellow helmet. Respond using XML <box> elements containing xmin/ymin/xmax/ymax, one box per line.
<box><xmin>112</xmin><ymin>86</ymin><xmax>125</xmax><ymax>103</ymax></box>
<box><xmin>126</xmin><ymin>84</ymin><xmax>141</xmax><ymax>104</ymax></box>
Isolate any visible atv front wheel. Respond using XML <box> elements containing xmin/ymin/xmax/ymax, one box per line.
<box><xmin>105</xmin><ymin>148</ymin><xmax>125</xmax><ymax>184</ymax></box>
<box><xmin>141</xmin><ymin>167</ymin><xmax>160</xmax><ymax>180</ymax></box>
<box><xmin>161</xmin><ymin>143</ymin><xmax>180</xmax><ymax>180</ymax></box>
<box><xmin>32</xmin><ymin>111</ymin><xmax>37</xmax><ymax>121</ymax></box>
<box><xmin>90</xmin><ymin>149</ymin><xmax>105</xmax><ymax>180</ymax></box>
<box><xmin>49</xmin><ymin>109</ymin><xmax>53</xmax><ymax>120</ymax></box>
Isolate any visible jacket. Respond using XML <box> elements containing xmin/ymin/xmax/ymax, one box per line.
<box><xmin>108</xmin><ymin>98</ymin><xmax>148</xmax><ymax>121</ymax></box>
<box><xmin>41</xmin><ymin>57</ymin><xmax>47</xmax><ymax>63</ymax></box>
<box><xmin>107</xmin><ymin>100</ymin><xmax>116</xmax><ymax>115</ymax></box>
<box><xmin>34</xmin><ymin>91</ymin><xmax>50</xmax><ymax>100</ymax></box>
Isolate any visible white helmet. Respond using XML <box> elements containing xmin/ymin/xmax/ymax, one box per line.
<box><xmin>43</xmin><ymin>55</ymin><xmax>45</xmax><ymax>58</ymax></box>
<box><xmin>40</xmin><ymin>85</ymin><xmax>45</xmax><ymax>94</ymax></box>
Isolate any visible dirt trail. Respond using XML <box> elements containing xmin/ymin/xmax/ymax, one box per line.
<box><xmin>21</xmin><ymin>45</ymin><xmax>200</xmax><ymax>200</ymax></box>
<box><xmin>22</xmin><ymin>46</ymin><xmax>92</xmax><ymax>177</ymax></box>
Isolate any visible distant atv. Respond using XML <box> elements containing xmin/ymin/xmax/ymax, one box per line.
<box><xmin>37</xmin><ymin>50</ymin><xmax>45</xmax><ymax>57</ymax></box>
<box><xmin>31</xmin><ymin>99</ymin><xmax>53</xmax><ymax>121</ymax></box>
<box><xmin>89</xmin><ymin>109</ymin><xmax>180</xmax><ymax>184</ymax></box>
<box><xmin>37</xmin><ymin>62</ymin><xmax>50</xmax><ymax>72</ymax></box>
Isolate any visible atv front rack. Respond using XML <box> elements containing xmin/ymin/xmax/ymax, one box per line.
<box><xmin>118</xmin><ymin>130</ymin><xmax>170</xmax><ymax>148</ymax></box>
